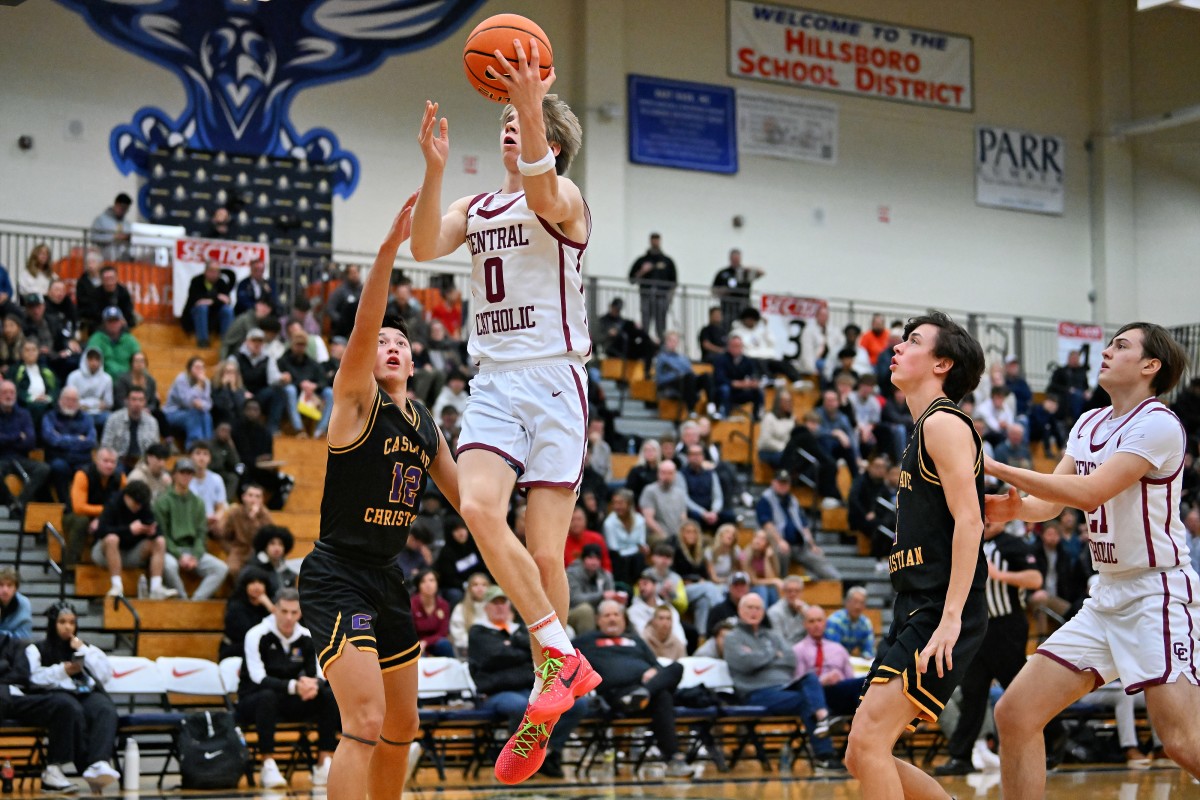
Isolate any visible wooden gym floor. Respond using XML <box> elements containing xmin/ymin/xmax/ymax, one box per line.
<box><xmin>12</xmin><ymin>764</ymin><xmax>1198</xmax><ymax>799</ymax></box>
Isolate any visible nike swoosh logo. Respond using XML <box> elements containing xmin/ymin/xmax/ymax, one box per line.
<box><xmin>203</xmin><ymin>751</ymin><xmax>224</xmax><ymax>760</ymax></box>
<box><xmin>694</xmin><ymin>665</ymin><xmax>715</xmax><ymax>675</ymax></box>
<box><xmin>172</xmin><ymin>667</ymin><xmax>204</xmax><ymax>678</ymax></box>
<box><xmin>111</xmin><ymin>667</ymin><xmax>145</xmax><ymax>679</ymax></box>
<box><xmin>552</xmin><ymin>390</ymin><xmax>563</xmax><ymax>397</ymax></box>
<box><xmin>558</xmin><ymin>662</ymin><xmax>581</xmax><ymax>689</ymax></box>
<box><xmin>422</xmin><ymin>666</ymin><xmax>451</xmax><ymax>678</ymax></box>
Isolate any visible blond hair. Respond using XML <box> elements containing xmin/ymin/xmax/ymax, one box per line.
<box><xmin>502</xmin><ymin>94</ymin><xmax>582</xmax><ymax>175</ymax></box>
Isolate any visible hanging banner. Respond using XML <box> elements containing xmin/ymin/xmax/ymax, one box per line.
<box><xmin>728</xmin><ymin>0</ymin><xmax>973</xmax><ymax>112</ymax></box>
<box><xmin>976</xmin><ymin>125</ymin><xmax>1066</xmax><ymax>215</ymax></box>
<box><xmin>1056</xmin><ymin>322</ymin><xmax>1104</xmax><ymax>387</ymax></box>
<box><xmin>172</xmin><ymin>238</ymin><xmax>270</xmax><ymax>316</ymax></box>
<box><xmin>761</xmin><ymin>294</ymin><xmax>828</xmax><ymax>360</ymax></box>
<box><xmin>738</xmin><ymin>89</ymin><xmax>838</xmax><ymax>165</ymax></box>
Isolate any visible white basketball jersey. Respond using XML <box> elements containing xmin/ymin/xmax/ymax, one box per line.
<box><xmin>463</xmin><ymin>190</ymin><xmax>591</xmax><ymax>364</ymax></box>
<box><xmin>1065</xmin><ymin>399</ymin><xmax>1188</xmax><ymax>574</ymax></box>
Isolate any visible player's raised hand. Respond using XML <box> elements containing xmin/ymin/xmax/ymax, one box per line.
<box><xmin>418</xmin><ymin>100</ymin><xmax>449</xmax><ymax>170</ymax></box>
<box><xmin>984</xmin><ymin>485</ymin><xmax>1022</xmax><ymax>524</ymax></box>
<box><xmin>490</xmin><ymin>37</ymin><xmax>555</xmax><ymax>111</ymax></box>
<box><xmin>382</xmin><ymin>190</ymin><xmax>420</xmax><ymax>250</ymax></box>
<box><xmin>918</xmin><ymin>616</ymin><xmax>961</xmax><ymax>679</ymax></box>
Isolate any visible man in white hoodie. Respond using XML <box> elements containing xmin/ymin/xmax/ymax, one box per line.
<box><xmin>65</xmin><ymin>347</ymin><xmax>112</xmax><ymax>433</ymax></box>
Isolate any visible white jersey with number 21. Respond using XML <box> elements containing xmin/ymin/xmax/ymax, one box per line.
<box><xmin>463</xmin><ymin>190</ymin><xmax>591</xmax><ymax>365</ymax></box>
<box><xmin>1065</xmin><ymin>398</ymin><xmax>1188</xmax><ymax>574</ymax></box>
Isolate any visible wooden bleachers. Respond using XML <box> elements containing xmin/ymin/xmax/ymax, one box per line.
<box><xmin>103</xmin><ymin>598</ymin><xmax>225</xmax><ymax>631</ymax></box>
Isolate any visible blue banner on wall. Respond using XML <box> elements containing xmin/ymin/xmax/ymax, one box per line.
<box><xmin>628</xmin><ymin>75</ymin><xmax>738</xmax><ymax>174</ymax></box>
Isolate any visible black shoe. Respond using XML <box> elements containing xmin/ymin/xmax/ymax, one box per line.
<box><xmin>812</xmin><ymin>758</ymin><xmax>846</xmax><ymax>774</ymax></box>
<box><xmin>619</xmin><ymin>687</ymin><xmax>651</xmax><ymax>713</ymax></box>
<box><xmin>539</xmin><ymin>750</ymin><xmax>564</xmax><ymax>779</ymax></box>
<box><xmin>933</xmin><ymin>757</ymin><xmax>976</xmax><ymax>776</ymax></box>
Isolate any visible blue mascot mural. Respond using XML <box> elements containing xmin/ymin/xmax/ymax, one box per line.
<box><xmin>58</xmin><ymin>0</ymin><xmax>486</xmax><ymax>208</ymax></box>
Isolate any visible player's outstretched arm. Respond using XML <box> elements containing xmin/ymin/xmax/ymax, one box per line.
<box><xmin>985</xmin><ymin>451</ymin><xmax>1151</xmax><ymax>517</ymax></box>
<box><xmin>918</xmin><ymin>412</ymin><xmax>985</xmax><ymax>678</ymax></box>
<box><xmin>330</xmin><ymin>194</ymin><xmax>416</xmax><ymax>433</ymax></box>
<box><xmin>411</xmin><ymin>101</ymin><xmax>469</xmax><ymax>262</ymax></box>
<box><xmin>427</xmin><ymin>426</ymin><xmax>462</xmax><ymax>515</ymax></box>
<box><xmin>492</xmin><ymin>40</ymin><xmax>585</xmax><ymax>227</ymax></box>
<box><xmin>984</xmin><ymin>454</ymin><xmax>1076</xmax><ymax>525</ymax></box>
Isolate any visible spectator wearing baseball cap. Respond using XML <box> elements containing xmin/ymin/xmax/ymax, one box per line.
<box><xmin>234</xmin><ymin>326</ymin><xmax>286</xmax><ymax>435</ymax></box>
<box><xmin>156</xmin><ymin>457</ymin><xmax>229</xmax><ymax>601</ymax></box>
<box><xmin>466</xmin><ymin>582</ymin><xmax>590</xmax><ymax>779</ymax></box>
<box><xmin>757</xmin><ymin>466</ymin><xmax>841</xmax><ymax>581</ymax></box>
<box><xmin>566</xmin><ymin>542</ymin><xmax>617</xmax><ymax>634</ymax></box>
<box><xmin>86</xmin><ymin>307</ymin><xmax>141</xmax><ymax>380</ymax></box>
<box><xmin>704</xmin><ymin>570</ymin><xmax>754</xmax><ymax>638</ymax></box>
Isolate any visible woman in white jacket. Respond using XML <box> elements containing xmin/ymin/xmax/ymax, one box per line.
<box><xmin>25</xmin><ymin>602</ymin><xmax>121</xmax><ymax>792</ymax></box>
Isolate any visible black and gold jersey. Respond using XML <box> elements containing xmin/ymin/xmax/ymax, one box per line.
<box><xmin>318</xmin><ymin>389</ymin><xmax>440</xmax><ymax>563</ymax></box>
<box><xmin>890</xmin><ymin>397</ymin><xmax>986</xmax><ymax>594</ymax></box>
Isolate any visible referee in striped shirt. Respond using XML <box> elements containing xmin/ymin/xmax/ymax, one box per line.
<box><xmin>936</xmin><ymin>519</ymin><xmax>1043</xmax><ymax>775</ymax></box>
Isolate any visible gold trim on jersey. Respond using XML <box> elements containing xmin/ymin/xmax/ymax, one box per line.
<box><xmin>319</xmin><ymin>612</ymin><xmax>343</xmax><ymax>661</ymax></box>
<box><xmin>329</xmin><ymin>392</ymin><xmax>383</xmax><ymax>454</ymax></box>
<box><xmin>915</xmin><ymin>400</ymin><xmax>982</xmax><ymax>486</ymax></box>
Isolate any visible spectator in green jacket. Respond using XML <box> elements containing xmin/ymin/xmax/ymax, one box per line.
<box><xmin>85</xmin><ymin>307</ymin><xmax>141</xmax><ymax>380</ymax></box>
<box><xmin>155</xmin><ymin>458</ymin><xmax>229</xmax><ymax>600</ymax></box>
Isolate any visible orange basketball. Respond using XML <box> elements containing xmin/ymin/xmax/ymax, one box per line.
<box><xmin>463</xmin><ymin>13</ymin><xmax>553</xmax><ymax>104</ymax></box>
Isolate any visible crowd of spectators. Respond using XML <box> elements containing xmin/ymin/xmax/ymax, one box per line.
<box><xmin>5</xmin><ymin>225</ymin><xmax>1200</xmax><ymax>785</ymax></box>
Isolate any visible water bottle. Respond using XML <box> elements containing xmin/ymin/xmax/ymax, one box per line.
<box><xmin>596</xmin><ymin>749</ymin><xmax>615</xmax><ymax>783</ymax></box>
<box><xmin>122</xmin><ymin>739</ymin><xmax>139</xmax><ymax>791</ymax></box>
<box><xmin>2</xmin><ymin>759</ymin><xmax>14</xmax><ymax>794</ymax></box>
<box><xmin>136</xmin><ymin>575</ymin><xmax>148</xmax><ymax>600</ymax></box>
<box><xmin>779</xmin><ymin>741</ymin><xmax>793</xmax><ymax>775</ymax></box>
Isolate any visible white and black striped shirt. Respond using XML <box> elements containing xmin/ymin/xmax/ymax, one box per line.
<box><xmin>983</xmin><ymin>533</ymin><xmax>1039</xmax><ymax>619</ymax></box>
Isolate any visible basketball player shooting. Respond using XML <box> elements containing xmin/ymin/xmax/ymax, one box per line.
<box><xmin>410</xmin><ymin>37</ymin><xmax>600</xmax><ymax>784</ymax></box>
<box><xmin>985</xmin><ymin>323</ymin><xmax>1200</xmax><ymax>799</ymax></box>
<box><xmin>844</xmin><ymin>312</ymin><xmax>988</xmax><ymax>800</ymax></box>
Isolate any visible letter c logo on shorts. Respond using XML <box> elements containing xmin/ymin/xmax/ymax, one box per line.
<box><xmin>351</xmin><ymin>614</ymin><xmax>372</xmax><ymax>631</ymax></box>
<box><xmin>1173</xmin><ymin>641</ymin><xmax>1188</xmax><ymax>661</ymax></box>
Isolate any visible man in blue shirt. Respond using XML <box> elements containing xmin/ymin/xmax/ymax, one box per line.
<box><xmin>756</xmin><ymin>471</ymin><xmax>840</xmax><ymax>580</ymax></box>
<box><xmin>825</xmin><ymin>586</ymin><xmax>876</xmax><ymax>659</ymax></box>
<box><xmin>0</xmin><ymin>379</ymin><xmax>51</xmax><ymax>514</ymax></box>
<box><xmin>654</xmin><ymin>331</ymin><xmax>710</xmax><ymax>416</ymax></box>
<box><xmin>0</xmin><ymin>566</ymin><xmax>32</xmax><ymax>640</ymax></box>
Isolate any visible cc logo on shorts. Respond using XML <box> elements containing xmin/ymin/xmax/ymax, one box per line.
<box><xmin>1173</xmin><ymin>641</ymin><xmax>1188</xmax><ymax>661</ymax></box>
<box><xmin>351</xmin><ymin>614</ymin><xmax>373</xmax><ymax>631</ymax></box>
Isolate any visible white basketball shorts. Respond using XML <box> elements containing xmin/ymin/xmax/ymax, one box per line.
<box><xmin>1036</xmin><ymin>565</ymin><xmax>1200</xmax><ymax>694</ymax></box>
<box><xmin>457</xmin><ymin>356</ymin><xmax>588</xmax><ymax>491</ymax></box>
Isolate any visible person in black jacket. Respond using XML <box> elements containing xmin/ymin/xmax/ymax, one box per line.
<box><xmin>574</xmin><ymin>600</ymin><xmax>692</xmax><ymax>777</ymax></box>
<box><xmin>237</xmin><ymin>588</ymin><xmax>340</xmax><ymax>789</ymax></box>
<box><xmin>90</xmin><ymin>479</ymin><xmax>177</xmax><ymax>600</ymax></box>
<box><xmin>182</xmin><ymin>260</ymin><xmax>234</xmax><ymax>348</ymax></box>
<box><xmin>433</xmin><ymin>516</ymin><xmax>486</xmax><ymax>606</ymax></box>
<box><xmin>466</xmin><ymin>586</ymin><xmax>587</xmax><ymax>779</ymax></box>
<box><xmin>0</xmin><ymin>630</ymin><xmax>95</xmax><ymax>792</ymax></box>
<box><xmin>219</xmin><ymin>567</ymin><xmax>275</xmax><ymax>661</ymax></box>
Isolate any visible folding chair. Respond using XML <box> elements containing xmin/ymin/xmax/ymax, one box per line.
<box><xmin>154</xmin><ymin>657</ymin><xmax>230</xmax><ymax>788</ymax></box>
<box><xmin>415</xmin><ymin>657</ymin><xmax>500</xmax><ymax>780</ymax></box>
<box><xmin>217</xmin><ymin>656</ymin><xmax>316</xmax><ymax>786</ymax></box>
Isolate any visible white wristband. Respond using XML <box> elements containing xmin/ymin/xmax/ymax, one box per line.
<box><xmin>517</xmin><ymin>150</ymin><xmax>556</xmax><ymax>176</ymax></box>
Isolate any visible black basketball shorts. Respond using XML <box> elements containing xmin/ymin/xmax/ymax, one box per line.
<box><xmin>862</xmin><ymin>589</ymin><xmax>988</xmax><ymax>730</ymax></box>
<box><xmin>298</xmin><ymin>544</ymin><xmax>420</xmax><ymax>675</ymax></box>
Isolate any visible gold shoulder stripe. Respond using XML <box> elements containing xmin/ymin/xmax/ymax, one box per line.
<box><xmin>329</xmin><ymin>392</ymin><xmax>383</xmax><ymax>454</ymax></box>
<box><xmin>916</xmin><ymin>424</ymin><xmax>941</xmax><ymax>486</ymax></box>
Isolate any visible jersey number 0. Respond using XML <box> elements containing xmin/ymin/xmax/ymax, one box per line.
<box><xmin>484</xmin><ymin>256</ymin><xmax>506</xmax><ymax>303</ymax></box>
